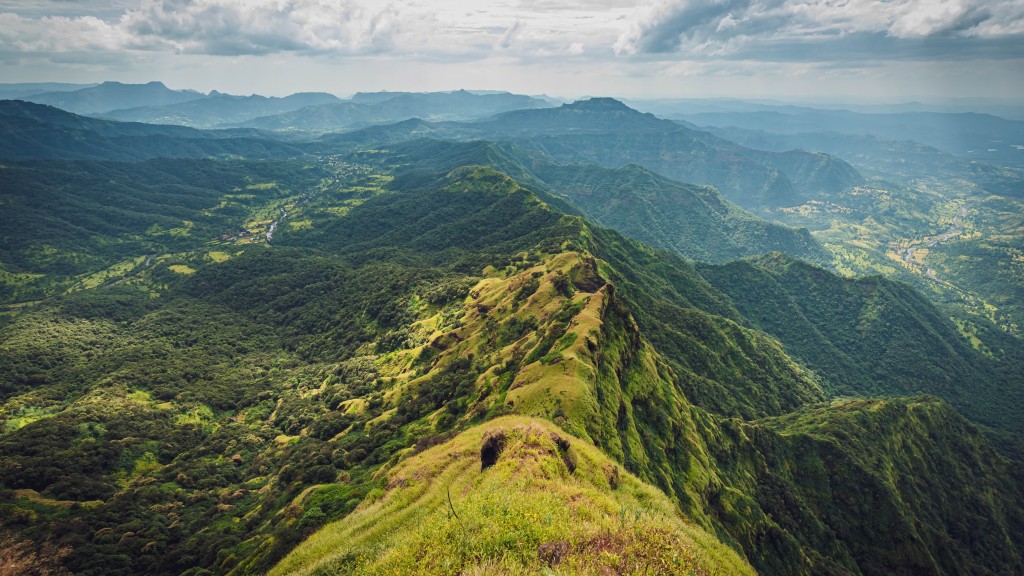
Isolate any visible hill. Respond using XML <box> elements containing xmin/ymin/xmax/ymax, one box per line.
<box><xmin>101</xmin><ymin>92</ymin><xmax>342</xmax><ymax>128</ymax></box>
<box><xmin>0</xmin><ymin>100</ymin><xmax>301</xmax><ymax>161</ymax></box>
<box><xmin>322</xmin><ymin>98</ymin><xmax>865</xmax><ymax>211</ymax></box>
<box><xmin>236</xmin><ymin>90</ymin><xmax>555</xmax><ymax>132</ymax></box>
<box><xmin>23</xmin><ymin>81</ymin><xmax>205</xmax><ymax>115</ymax></box>
<box><xmin>1</xmin><ymin>160</ymin><xmax>1023</xmax><ymax>576</ymax></box>
<box><xmin>698</xmin><ymin>253</ymin><xmax>1024</xmax><ymax>454</ymax></box>
<box><xmin>338</xmin><ymin>138</ymin><xmax>828</xmax><ymax>264</ymax></box>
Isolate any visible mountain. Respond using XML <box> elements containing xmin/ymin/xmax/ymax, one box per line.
<box><xmin>475</xmin><ymin>96</ymin><xmax>672</xmax><ymax>135</ymax></box>
<box><xmin>702</xmin><ymin>123</ymin><xmax>1024</xmax><ymax>190</ymax></box>
<box><xmin>236</xmin><ymin>90</ymin><xmax>555</xmax><ymax>131</ymax></box>
<box><xmin>697</xmin><ymin>252</ymin><xmax>1024</xmax><ymax>455</ymax></box>
<box><xmin>323</xmin><ymin>98</ymin><xmax>865</xmax><ymax>211</ymax></box>
<box><xmin>2</xmin><ymin>93</ymin><xmax>1024</xmax><ymax>576</ymax></box>
<box><xmin>0</xmin><ymin>82</ymin><xmax>96</xmax><ymax>100</ymax></box>
<box><xmin>679</xmin><ymin>108</ymin><xmax>1024</xmax><ymax>169</ymax></box>
<box><xmin>23</xmin><ymin>81</ymin><xmax>205</xmax><ymax>115</ymax></box>
<box><xmin>2</xmin><ymin>152</ymin><xmax>1023</xmax><ymax>576</ymax></box>
<box><xmin>505</xmin><ymin>101</ymin><xmax>864</xmax><ymax>210</ymax></box>
<box><xmin>342</xmin><ymin>137</ymin><xmax>829</xmax><ymax>264</ymax></box>
<box><xmin>0</xmin><ymin>100</ymin><xmax>301</xmax><ymax>161</ymax></box>
<box><xmin>100</xmin><ymin>92</ymin><xmax>342</xmax><ymax>128</ymax></box>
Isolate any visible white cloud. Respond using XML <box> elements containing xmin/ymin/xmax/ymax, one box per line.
<box><xmin>0</xmin><ymin>0</ymin><xmax>1021</xmax><ymax>101</ymax></box>
<box><xmin>614</xmin><ymin>0</ymin><xmax>1024</xmax><ymax>59</ymax></box>
<box><xmin>0</xmin><ymin>0</ymin><xmax>632</xmax><ymax>60</ymax></box>
<box><xmin>122</xmin><ymin>0</ymin><xmax>405</xmax><ymax>55</ymax></box>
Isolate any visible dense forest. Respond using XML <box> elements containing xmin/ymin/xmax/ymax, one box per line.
<box><xmin>2</xmin><ymin>95</ymin><xmax>1023</xmax><ymax>576</ymax></box>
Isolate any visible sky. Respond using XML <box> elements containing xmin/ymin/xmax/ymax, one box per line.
<box><xmin>0</xmin><ymin>0</ymin><xmax>1022</xmax><ymax>102</ymax></box>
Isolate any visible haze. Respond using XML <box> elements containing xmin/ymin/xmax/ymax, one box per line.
<box><xmin>1</xmin><ymin>0</ymin><xmax>1023</xmax><ymax>103</ymax></box>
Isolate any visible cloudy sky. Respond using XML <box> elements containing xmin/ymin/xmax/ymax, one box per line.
<box><xmin>1</xmin><ymin>0</ymin><xmax>1022</xmax><ymax>102</ymax></box>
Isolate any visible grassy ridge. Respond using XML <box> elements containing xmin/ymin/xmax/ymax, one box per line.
<box><xmin>271</xmin><ymin>416</ymin><xmax>756</xmax><ymax>576</ymax></box>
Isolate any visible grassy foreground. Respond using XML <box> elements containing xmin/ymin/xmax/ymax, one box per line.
<box><xmin>269</xmin><ymin>416</ymin><xmax>755</xmax><ymax>576</ymax></box>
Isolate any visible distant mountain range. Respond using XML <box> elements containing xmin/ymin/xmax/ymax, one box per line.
<box><xmin>3</xmin><ymin>82</ymin><xmax>1024</xmax><ymax>576</ymax></box>
<box><xmin>0</xmin><ymin>82</ymin><xmax>97</xmax><ymax>101</ymax></box>
<box><xmin>100</xmin><ymin>91</ymin><xmax>343</xmax><ymax>128</ymax></box>
<box><xmin>9</xmin><ymin>82</ymin><xmax>555</xmax><ymax>131</ymax></box>
<box><xmin>672</xmin><ymin>106</ymin><xmax>1024</xmax><ymax>170</ymax></box>
<box><xmin>22</xmin><ymin>81</ymin><xmax>205</xmax><ymax>115</ymax></box>
<box><xmin>0</xmin><ymin>100</ymin><xmax>300</xmax><ymax>161</ymax></box>
<box><xmin>323</xmin><ymin>97</ymin><xmax>866</xmax><ymax>211</ymax></box>
<box><xmin>232</xmin><ymin>89</ymin><xmax>556</xmax><ymax>131</ymax></box>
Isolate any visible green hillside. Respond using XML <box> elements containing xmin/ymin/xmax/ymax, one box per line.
<box><xmin>322</xmin><ymin>98</ymin><xmax>865</xmax><ymax>211</ymax></box>
<box><xmin>340</xmin><ymin>138</ymin><xmax>829</xmax><ymax>264</ymax></box>
<box><xmin>2</xmin><ymin>159</ymin><xmax>1023</xmax><ymax>576</ymax></box>
<box><xmin>0</xmin><ymin>100</ymin><xmax>300</xmax><ymax>161</ymax></box>
<box><xmin>697</xmin><ymin>253</ymin><xmax>1024</xmax><ymax>454</ymax></box>
<box><xmin>0</xmin><ymin>158</ymin><xmax>325</xmax><ymax>308</ymax></box>
<box><xmin>270</xmin><ymin>416</ymin><xmax>756</xmax><ymax>576</ymax></box>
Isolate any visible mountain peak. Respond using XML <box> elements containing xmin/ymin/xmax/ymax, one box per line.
<box><xmin>565</xmin><ymin>97</ymin><xmax>633</xmax><ymax>112</ymax></box>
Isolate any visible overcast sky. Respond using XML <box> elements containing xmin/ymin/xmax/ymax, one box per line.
<box><xmin>1</xmin><ymin>0</ymin><xmax>1022</xmax><ymax>102</ymax></box>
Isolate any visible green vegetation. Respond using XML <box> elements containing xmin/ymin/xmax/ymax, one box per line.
<box><xmin>352</xmin><ymin>138</ymin><xmax>828</xmax><ymax>264</ymax></box>
<box><xmin>1</xmin><ymin>114</ymin><xmax>1022</xmax><ymax>576</ymax></box>
<box><xmin>696</xmin><ymin>252</ymin><xmax>1024</xmax><ymax>456</ymax></box>
<box><xmin>0</xmin><ymin>158</ymin><xmax>326</xmax><ymax>307</ymax></box>
<box><xmin>271</xmin><ymin>417</ymin><xmax>755</xmax><ymax>576</ymax></box>
<box><xmin>772</xmin><ymin>175</ymin><xmax>1024</xmax><ymax>337</ymax></box>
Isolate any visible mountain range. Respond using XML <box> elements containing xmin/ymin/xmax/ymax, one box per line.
<box><xmin>1</xmin><ymin>84</ymin><xmax>1023</xmax><ymax>576</ymax></box>
<box><xmin>320</xmin><ymin>97</ymin><xmax>866</xmax><ymax>212</ymax></box>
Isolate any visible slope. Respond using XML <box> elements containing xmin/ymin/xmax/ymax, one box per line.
<box><xmin>101</xmin><ymin>92</ymin><xmax>342</xmax><ymax>128</ymax></box>
<box><xmin>697</xmin><ymin>253</ymin><xmax>1024</xmax><ymax>455</ymax></box>
<box><xmin>237</xmin><ymin>90</ymin><xmax>554</xmax><ymax>132</ymax></box>
<box><xmin>0</xmin><ymin>158</ymin><xmax>324</xmax><ymax>307</ymax></box>
<box><xmin>24</xmin><ymin>81</ymin><xmax>205</xmax><ymax>115</ymax></box>
<box><xmin>0</xmin><ymin>101</ymin><xmax>301</xmax><ymax>161</ymax></box>
<box><xmin>270</xmin><ymin>416</ymin><xmax>756</xmax><ymax>576</ymax></box>
<box><xmin>1</xmin><ymin>162</ymin><xmax>1022</xmax><ymax>576</ymax></box>
<box><xmin>338</xmin><ymin>137</ymin><xmax>828</xmax><ymax>263</ymax></box>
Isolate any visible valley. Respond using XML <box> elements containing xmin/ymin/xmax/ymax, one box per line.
<box><xmin>0</xmin><ymin>87</ymin><xmax>1022</xmax><ymax>576</ymax></box>
<box><xmin>774</xmin><ymin>175</ymin><xmax>1024</xmax><ymax>337</ymax></box>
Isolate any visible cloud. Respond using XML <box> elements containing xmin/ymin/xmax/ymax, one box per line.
<box><xmin>0</xmin><ymin>0</ymin><xmax>635</xmax><ymax>62</ymax></box>
<box><xmin>497</xmin><ymin>20</ymin><xmax>522</xmax><ymax>48</ymax></box>
<box><xmin>126</xmin><ymin>0</ymin><xmax>407</xmax><ymax>55</ymax></box>
<box><xmin>614</xmin><ymin>0</ymin><xmax>1024</xmax><ymax>60</ymax></box>
<box><xmin>0</xmin><ymin>0</ymin><xmax>408</xmax><ymax>58</ymax></box>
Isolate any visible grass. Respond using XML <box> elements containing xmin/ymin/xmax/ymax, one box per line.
<box><xmin>269</xmin><ymin>416</ymin><xmax>754</xmax><ymax>576</ymax></box>
<box><xmin>5</xmin><ymin>406</ymin><xmax>59</xmax><ymax>432</ymax></box>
